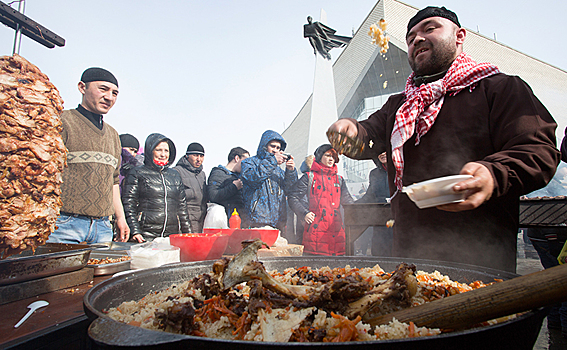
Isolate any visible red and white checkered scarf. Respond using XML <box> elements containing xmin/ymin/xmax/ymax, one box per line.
<box><xmin>391</xmin><ymin>52</ymin><xmax>500</xmax><ymax>191</ymax></box>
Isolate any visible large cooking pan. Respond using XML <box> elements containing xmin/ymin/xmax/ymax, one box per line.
<box><xmin>84</xmin><ymin>257</ymin><xmax>546</xmax><ymax>349</ymax></box>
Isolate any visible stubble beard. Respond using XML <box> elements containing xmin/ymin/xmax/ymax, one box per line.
<box><xmin>409</xmin><ymin>36</ymin><xmax>457</xmax><ymax>77</ymax></box>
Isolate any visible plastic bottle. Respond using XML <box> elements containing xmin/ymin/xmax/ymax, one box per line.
<box><xmin>229</xmin><ymin>208</ymin><xmax>241</xmax><ymax>229</ymax></box>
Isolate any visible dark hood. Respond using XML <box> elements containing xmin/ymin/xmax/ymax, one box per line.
<box><xmin>256</xmin><ymin>130</ymin><xmax>287</xmax><ymax>159</ymax></box>
<box><xmin>143</xmin><ymin>133</ymin><xmax>176</xmax><ymax>168</ymax></box>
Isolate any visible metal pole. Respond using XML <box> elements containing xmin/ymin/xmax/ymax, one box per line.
<box><xmin>12</xmin><ymin>0</ymin><xmax>26</xmax><ymax>55</ymax></box>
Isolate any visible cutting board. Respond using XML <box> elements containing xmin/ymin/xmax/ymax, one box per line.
<box><xmin>258</xmin><ymin>244</ymin><xmax>304</xmax><ymax>257</ymax></box>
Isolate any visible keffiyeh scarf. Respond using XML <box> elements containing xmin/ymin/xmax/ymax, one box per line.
<box><xmin>391</xmin><ymin>52</ymin><xmax>500</xmax><ymax>191</ymax></box>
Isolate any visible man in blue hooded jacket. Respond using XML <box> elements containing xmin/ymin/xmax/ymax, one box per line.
<box><xmin>240</xmin><ymin>130</ymin><xmax>298</xmax><ymax>231</ymax></box>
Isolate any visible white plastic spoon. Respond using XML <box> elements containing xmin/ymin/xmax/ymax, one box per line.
<box><xmin>14</xmin><ymin>300</ymin><xmax>49</xmax><ymax>328</ymax></box>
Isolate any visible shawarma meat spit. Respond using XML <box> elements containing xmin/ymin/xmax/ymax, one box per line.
<box><xmin>0</xmin><ymin>54</ymin><xmax>66</xmax><ymax>259</ymax></box>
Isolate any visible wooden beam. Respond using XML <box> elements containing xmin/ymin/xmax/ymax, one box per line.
<box><xmin>0</xmin><ymin>1</ymin><xmax>65</xmax><ymax>48</ymax></box>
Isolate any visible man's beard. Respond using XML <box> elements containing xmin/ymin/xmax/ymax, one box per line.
<box><xmin>408</xmin><ymin>36</ymin><xmax>457</xmax><ymax>77</ymax></box>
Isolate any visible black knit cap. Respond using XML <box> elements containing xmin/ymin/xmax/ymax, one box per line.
<box><xmin>407</xmin><ymin>6</ymin><xmax>460</xmax><ymax>33</ymax></box>
<box><xmin>186</xmin><ymin>142</ymin><xmax>205</xmax><ymax>155</ymax></box>
<box><xmin>314</xmin><ymin>144</ymin><xmax>339</xmax><ymax>164</ymax></box>
<box><xmin>80</xmin><ymin>67</ymin><xmax>119</xmax><ymax>87</ymax></box>
<box><xmin>119</xmin><ymin>134</ymin><xmax>139</xmax><ymax>150</ymax></box>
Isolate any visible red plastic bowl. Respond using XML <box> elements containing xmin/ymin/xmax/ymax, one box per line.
<box><xmin>248</xmin><ymin>229</ymin><xmax>279</xmax><ymax>247</ymax></box>
<box><xmin>169</xmin><ymin>233</ymin><xmax>229</xmax><ymax>262</ymax></box>
<box><xmin>203</xmin><ymin>228</ymin><xmax>248</xmax><ymax>255</ymax></box>
<box><xmin>225</xmin><ymin>229</ymin><xmax>253</xmax><ymax>255</ymax></box>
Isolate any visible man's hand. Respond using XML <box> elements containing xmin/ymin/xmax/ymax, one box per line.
<box><xmin>304</xmin><ymin>212</ymin><xmax>316</xmax><ymax>224</ymax></box>
<box><xmin>437</xmin><ymin>162</ymin><xmax>495</xmax><ymax>212</ymax></box>
<box><xmin>327</xmin><ymin>118</ymin><xmax>359</xmax><ymax>138</ymax></box>
<box><xmin>233</xmin><ymin>179</ymin><xmax>243</xmax><ymax>190</ymax></box>
<box><xmin>115</xmin><ymin>216</ymin><xmax>130</xmax><ymax>242</ymax></box>
<box><xmin>285</xmin><ymin>155</ymin><xmax>295</xmax><ymax>171</ymax></box>
<box><xmin>274</xmin><ymin>152</ymin><xmax>286</xmax><ymax>165</ymax></box>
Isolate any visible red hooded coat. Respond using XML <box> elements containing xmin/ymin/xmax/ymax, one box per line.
<box><xmin>289</xmin><ymin>161</ymin><xmax>353</xmax><ymax>255</ymax></box>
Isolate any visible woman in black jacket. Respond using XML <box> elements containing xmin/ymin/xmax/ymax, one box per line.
<box><xmin>122</xmin><ymin>133</ymin><xmax>190</xmax><ymax>242</ymax></box>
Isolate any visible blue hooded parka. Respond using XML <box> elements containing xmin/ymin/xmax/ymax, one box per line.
<box><xmin>240</xmin><ymin>130</ymin><xmax>298</xmax><ymax>230</ymax></box>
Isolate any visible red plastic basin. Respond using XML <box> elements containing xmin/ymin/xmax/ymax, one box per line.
<box><xmin>248</xmin><ymin>228</ymin><xmax>279</xmax><ymax>247</ymax></box>
<box><xmin>204</xmin><ymin>228</ymin><xmax>252</xmax><ymax>255</ymax></box>
<box><xmin>169</xmin><ymin>233</ymin><xmax>229</xmax><ymax>262</ymax></box>
<box><xmin>203</xmin><ymin>228</ymin><xmax>244</xmax><ymax>255</ymax></box>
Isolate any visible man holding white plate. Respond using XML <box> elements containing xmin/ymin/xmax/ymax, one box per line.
<box><xmin>327</xmin><ymin>6</ymin><xmax>560</xmax><ymax>272</ymax></box>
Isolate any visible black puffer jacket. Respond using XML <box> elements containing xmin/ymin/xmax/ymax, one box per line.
<box><xmin>207</xmin><ymin>165</ymin><xmax>246</xmax><ymax>224</ymax></box>
<box><xmin>122</xmin><ymin>133</ymin><xmax>190</xmax><ymax>240</ymax></box>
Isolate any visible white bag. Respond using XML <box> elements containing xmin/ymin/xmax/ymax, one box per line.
<box><xmin>129</xmin><ymin>237</ymin><xmax>180</xmax><ymax>269</ymax></box>
<box><xmin>203</xmin><ymin>203</ymin><xmax>228</xmax><ymax>229</ymax></box>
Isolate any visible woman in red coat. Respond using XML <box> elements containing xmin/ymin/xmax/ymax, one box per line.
<box><xmin>288</xmin><ymin>144</ymin><xmax>353</xmax><ymax>256</ymax></box>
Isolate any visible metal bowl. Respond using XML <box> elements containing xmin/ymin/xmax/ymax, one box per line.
<box><xmin>84</xmin><ymin>256</ymin><xmax>546</xmax><ymax>349</ymax></box>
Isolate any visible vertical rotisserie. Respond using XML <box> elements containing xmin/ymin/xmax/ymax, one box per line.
<box><xmin>0</xmin><ymin>54</ymin><xmax>66</xmax><ymax>258</ymax></box>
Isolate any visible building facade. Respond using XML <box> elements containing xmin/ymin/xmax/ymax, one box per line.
<box><xmin>282</xmin><ymin>0</ymin><xmax>567</xmax><ymax>191</ymax></box>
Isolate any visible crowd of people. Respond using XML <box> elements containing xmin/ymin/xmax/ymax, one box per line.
<box><xmin>111</xmin><ymin>128</ymin><xmax>356</xmax><ymax>255</ymax></box>
<box><xmin>45</xmin><ymin>68</ymin><xmax>355</xmax><ymax>255</ymax></box>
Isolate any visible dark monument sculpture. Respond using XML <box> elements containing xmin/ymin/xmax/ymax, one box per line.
<box><xmin>304</xmin><ymin>16</ymin><xmax>351</xmax><ymax>60</ymax></box>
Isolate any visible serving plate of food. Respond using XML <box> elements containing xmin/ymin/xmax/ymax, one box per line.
<box><xmin>0</xmin><ymin>243</ymin><xmax>92</xmax><ymax>285</ymax></box>
<box><xmin>87</xmin><ymin>251</ymin><xmax>131</xmax><ymax>276</ymax></box>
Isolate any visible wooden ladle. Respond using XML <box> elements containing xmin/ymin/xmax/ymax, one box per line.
<box><xmin>366</xmin><ymin>263</ymin><xmax>567</xmax><ymax>330</ymax></box>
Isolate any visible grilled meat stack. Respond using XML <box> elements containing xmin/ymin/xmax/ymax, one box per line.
<box><xmin>0</xmin><ymin>54</ymin><xmax>66</xmax><ymax>258</ymax></box>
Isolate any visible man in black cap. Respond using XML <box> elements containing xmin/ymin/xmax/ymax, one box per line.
<box><xmin>327</xmin><ymin>6</ymin><xmax>559</xmax><ymax>272</ymax></box>
<box><xmin>174</xmin><ymin>142</ymin><xmax>208</xmax><ymax>232</ymax></box>
<box><xmin>48</xmin><ymin>67</ymin><xmax>131</xmax><ymax>244</ymax></box>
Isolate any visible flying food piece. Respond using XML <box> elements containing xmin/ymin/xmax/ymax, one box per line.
<box><xmin>369</xmin><ymin>19</ymin><xmax>390</xmax><ymax>54</ymax></box>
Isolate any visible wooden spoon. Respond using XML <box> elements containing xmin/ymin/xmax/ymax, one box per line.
<box><xmin>365</xmin><ymin>263</ymin><xmax>567</xmax><ymax>330</ymax></box>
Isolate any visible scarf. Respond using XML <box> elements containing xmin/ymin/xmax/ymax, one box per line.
<box><xmin>391</xmin><ymin>52</ymin><xmax>500</xmax><ymax>191</ymax></box>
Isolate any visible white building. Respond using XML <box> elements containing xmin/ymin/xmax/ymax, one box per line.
<box><xmin>282</xmin><ymin>0</ymin><xmax>567</xmax><ymax>192</ymax></box>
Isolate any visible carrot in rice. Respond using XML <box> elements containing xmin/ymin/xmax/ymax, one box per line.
<box><xmin>408</xmin><ymin>321</ymin><xmax>416</xmax><ymax>337</ymax></box>
<box><xmin>329</xmin><ymin>312</ymin><xmax>361</xmax><ymax>342</ymax></box>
